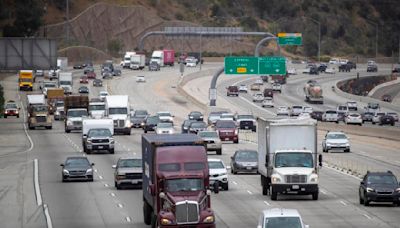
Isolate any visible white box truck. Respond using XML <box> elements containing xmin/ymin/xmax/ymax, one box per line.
<box><xmin>57</xmin><ymin>57</ymin><xmax>68</xmax><ymax>70</ymax></box>
<box><xmin>123</xmin><ymin>51</ymin><xmax>136</xmax><ymax>68</ymax></box>
<box><xmin>105</xmin><ymin>95</ymin><xmax>131</xmax><ymax>135</ymax></box>
<box><xmin>82</xmin><ymin>118</ymin><xmax>114</xmax><ymax>154</ymax></box>
<box><xmin>58</xmin><ymin>72</ymin><xmax>73</xmax><ymax>94</ymax></box>
<box><xmin>129</xmin><ymin>54</ymin><xmax>146</xmax><ymax>70</ymax></box>
<box><xmin>258</xmin><ymin>117</ymin><xmax>322</xmax><ymax>201</ymax></box>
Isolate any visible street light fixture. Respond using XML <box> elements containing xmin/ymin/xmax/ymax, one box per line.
<box><xmin>365</xmin><ymin>19</ymin><xmax>378</xmax><ymax>60</ymax></box>
<box><xmin>302</xmin><ymin>16</ymin><xmax>321</xmax><ymax>63</ymax></box>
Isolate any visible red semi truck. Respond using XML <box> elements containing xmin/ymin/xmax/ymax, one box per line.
<box><xmin>142</xmin><ymin>134</ymin><xmax>215</xmax><ymax>228</ymax></box>
<box><xmin>150</xmin><ymin>49</ymin><xmax>175</xmax><ymax>67</ymax></box>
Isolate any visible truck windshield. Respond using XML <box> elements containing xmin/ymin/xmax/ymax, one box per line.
<box><xmin>275</xmin><ymin>153</ymin><xmax>313</xmax><ymax>168</ymax></box>
<box><xmin>44</xmin><ymin>84</ymin><xmax>56</xmax><ymax>88</ymax></box>
<box><xmin>89</xmin><ymin>105</ymin><xmax>105</xmax><ymax>111</ymax></box>
<box><xmin>88</xmin><ymin>129</ymin><xmax>112</xmax><ymax>137</ymax></box>
<box><xmin>109</xmin><ymin>108</ymin><xmax>127</xmax><ymax>115</ymax></box>
<box><xmin>60</xmin><ymin>81</ymin><xmax>71</xmax><ymax>85</ymax></box>
<box><xmin>264</xmin><ymin>217</ymin><xmax>302</xmax><ymax>228</ymax></box>
<box><xmin>33</xmin><ymin>105</ymin><xmax>48</xmax><ymax>112</ymax></box>
<box><xmin>20</xmin><ymin>78</ymin><xmax>32</xmax><ymax>82</ymax></box>
<box><xmin>165</xmin><ymin>178</ymin><xmax>203</xmax><ymax>192</ymax></box>
<box><xmin>68</xmin><ymin>110</ymin><xmax>87</xmax><ymax>117</ymax></box>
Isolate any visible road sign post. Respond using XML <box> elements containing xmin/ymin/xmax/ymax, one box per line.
<box><xmin>224</xmin><ymin>57</ymin><xmax>259</xmax><ymax>75</ymax></box>
<box><xmin>278</xmin><ymin>33</ymin><xmax>302</xmax><ymax>45</ymax></box>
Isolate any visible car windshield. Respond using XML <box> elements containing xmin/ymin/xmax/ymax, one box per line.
<box><xmin>157</xmin><ymin>122</ymin><xmax>173</xmax><ymax>128</ymax></box>
<box><xmin>79</xmin><ymin>87</ymin><xmax>88</xmax><ymax>90</ymax></box>
<box><xmin>100</xmin><ymin>92</ymin><xmax>108</xmax><ymax>96</ymax></box>
<box><xmin>65</xmin><ymin>158</ymin><xmax>90</xmax><ymax>167</ymax></box>
<box><xmin>216</xmin><ymin>121</ymin><xmax>235</xmax><ymax>128</ymax></box>
<box><xmin>327</xmin><ymin>133</ymin><xmax>347</xmax><ymax>139</ymax></box>
<box><xmin>88</xmin><ymin>128</ymin><xmax>112</xmax><ymax>137</ymax></box>
<box><xmin>338</xmin><ymin>106</ymin><xmax>347</xmax><ymax>110</ymax></box>
<box><xmin>236</xmin><ymin>151</ymin><xmax>258</xmax><ymax>161</ymax></box>
<box><xmin>165</xmin><ymin>178</ymin><xmax>203</xmax><ymax>192</ymax></box>
<box><xmin>208</xmin><ymin>161</ymin><xmax>224</xmax><ymax>169</ymax></box>
<box><xmin>349</xmin><ymin>114</ymin><xmax>360</xmax><ymax>117</ymax></box>
<box><xmin>55</xmin><ymin>102</ymin><xmax>64</xmax><ymax>107</ymax></box>
<box><xmin>191</xmin><ymin>122</ymin><xmax>207</xmax><ymax>128</ymax></box>
<box><xmin>118</xmin><ymin>159</ymin><xmax>141</xmax><ymax>168</ymax></box>
<box><xmin>44</xmin><ymin>83</ymin><xmax>56</xmax><ymax>88</ymax></box>
<box><xmin>388</xmin><ymin>113</ymin><xmax>397</xmax><ymax>116</ymax></box>
<box><xmin>67</xmin><ymin>110</ymin><xmax>87</xmax><ymax>117</ymax></box>
<box><xmin>109</xmin><ymin>108</ymin><xmax>127</xmax><ymax>115</ymax></box>
<box><xmin>237</xmin><ymin>115</ymin><xmax>254</xmax><ymax>120</ymax></box>
<box><xmin>293</xmin><ymin>106</ymin><xmax>302</xmax><ymax>110</ymax></box>
<box><xmin>190</xmin><ymin>112</ymin><xmax>201</xmax><ymax>116</ymax></box>
<box><xmin>326</xmin><ymin>110</ymin><xmax>337</xmax><ymax>114</ymax></box>
<box><xmin>135</xmin><ymin>110</ymin><xmax>148</xmax><ymax>117</ymax></box>
<box><xmin>89</xmin><ymin>105</ymin><xmax>105</xmax><ymax>111</ymax></box>
<box><xmin>367</xmin><ymin>175</ymin><xmax>397</xmax><ymax>185</ymax></box>
<box><xmin>6</xmin><ymin>103</ymin><xmax>17</xmax><ymax>109</ymax></box>
<box><xmin>20</xmin><ymin>78</ymin><xmax>32</xmax><ymax>82</ymax></box>
<box><xmin>264</xmin><ymin>217</ymin><xmax>302</xmax><ymax>228</ymax></box>
<box><xmin>199</xmin><ymin>131</ymin><xmax>218</xmax><ymax>138</ymax></box>
<box><xmin>275</xmin><ymin>152</ymin><xmax>313</xmax><ymax>168</ymax></box>
<box><xmin>368</xmin><ymin>103</ymin><xmax>379</xmax><ymax>109</ymax></box>
<box><xmin>147</xmin><ymin>117</ymin><xmax>159</xmax><ymax>124</ymax></box>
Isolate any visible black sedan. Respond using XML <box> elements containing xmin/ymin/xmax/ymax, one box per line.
<box><xmin>93</xmin><ymin>79</ymin><xmax>103</xmax><ymax>87</ymax></box>
<box><xmin>181</xmin><ymin>120</ymin><xmax>196</xmax><ymax>133</ymax></box>
<box><xmin>359</xmin><ymin>171</ymin><xmax>400</xmax><ymax>206</ymax></box>
<box><xmin>61</xmin><ymin>157</ymin><xmax>94</xmax><ymax>182</ymax></box>
<box><xmin>78</xmin><ymin>86</ymin><xmax>89</xmax><ymax>94</ymax></box>
<box><xmin>130</xmin><ymin>110</ymin><xmax>149</xmax><ymax>128</ymax></box>
<box><xmin>230</xmin><ymin>150</ymin><xmax>258</xmax><ymax>174</ymax></box>
<box><xmin>379</xmin><ymin>115</ymin><xmax>395</xmax><ymax>126</ymax></box>
<box><xmin>73</xmin><ymin>64</ymin><xmax>82</xmax><ymax>69</ymax></box>
<box><xmin>143</xmin><ymin>116</ymin><xmax>160</xmax><ymax>133</ymax></box>
<box><xmin>188</xmin><ymin>121</ymin><xmax>207</xmax><ymax>134</ymax></box>
<box><xmin>311</xmin><ymin>111</ymin><xmax>324</xmax><ymax>121</ymax></box>
<box><xmin>188</xmin><ymin>111</ymin><xmax>204</xmax><ymax>121</ymax></box>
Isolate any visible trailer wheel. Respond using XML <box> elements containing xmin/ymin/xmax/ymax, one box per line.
<box><xmin>151</xmin><ymin>213</ymin><xmax>158</xmax><ymax>228</ymax></box>
<box><xmin>143</xmin><ymin>201</ymin><xmax>152</xmax><ymax>225</ymax></box>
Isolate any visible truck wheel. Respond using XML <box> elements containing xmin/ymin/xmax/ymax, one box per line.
<box><xmin>46</xmin><ymin>126</ymin><xmax>52</xmax><ymax>129</ymax></box>
<box><xmin>312</xmin><ymin>192</ymin><xmax>319</xmax><ymax>200</ymax></box>
<box><xmin>83</xmin><ymin>147</ymin><xmax>87</xmax><ymax>153</ymax></box>
<box><xmin>151</xmin><ymin>214</ymin><xmax>158</xmax><ymax>228</ymax></box>
<box><xmin>216</xmin><ymin>149</ymin><xmax>222</xmax><ymax>155</ymax></box>
<box><xmin>65</xmin><ymin>129</ymin><xmax>71</xmax><ymax>133</ymax></box>
<box><xmin>125</xmin><ymin>130</ymin><xmax>131</xmax><ymax>135</ymax></box>
<box><xmin>234</xmin><ymin>139</ymin><xmax>239</xmax><ymax>144</ymax></box>
<box><xmin>270</xmin><ymin>188</ymin><xmax>278</xmax><ymax>201</ymax></box>
<box><xmin>116</xmin><ymin>183</ymin><xmax>121</xmax><ymax>190</ymax></box>
<box><xmin>29</xmin><ymin>126</ymin><xmax>34</xmax><ymax>130</ymax></box>
<box><xmin>109</xmin><ymin>149</ymin><xmax>115</xmax><ymax>154</ymax></box>
<box><xmin>144</xmin><ymin>130</ymin><xmax>147</xmax><ymax>133</ymax></box>
<box><xmin>345</xmin><ymin>149</ymin><xmax>350</xmax><ymax>153</ymax></box>
<box><xmin>359</xmin><ymin>194</ymin><xmax>364</xmax><ymax>204</ymax></box>
<box><xmin>86</xmin><ymin>149</ymin><xmax>91</xmax><ymax>155</ymax></box>
<box><xmin>4</xmin><ymin>115</ymin><xmax>7</xmax><ymax>118</ymax></box>
<box><xmin>17</xmin><ymin>115</ymin><xmax>19</xmax><ymax>118</ymax></box>
<box><xmin>364</xmin><ymin>197</ymin><xmax>370</xmax><ymax>206</ymax></box>
<box><xmin>143</xmin><ymin>201</ymin><xmax>152</xmax><ymax>225</ymax></box>
<box><xmin>223</xmin><ymin>183</ymin><xmax>229</xmax><ymax>191</ymax></box>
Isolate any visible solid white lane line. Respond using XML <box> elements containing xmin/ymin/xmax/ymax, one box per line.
<box><xmin>263</xmin><ymin>201</ymin><xmax>270</xmax><ymax>206</ymax></box>
<box><xmin>20</xmin><ymin>100</ymin><xmax>34</xmax><ymax>153</ymax></box>
<box><xmin>340</xmin><ymin>200</ymin><xmax>347</xmax><ymax>206</ymax></box>
<box><xmin>117</xmin><ymin>203</ymin><xmax>123</xmax><ymax>208</ymax></box>
<box><xmin>363</xmin><ymin>214</ymin><xmax>372</xmax><ymax>220</ymax></box>
<box><xmin>125</xmin><ymin>217</ymin><xmax>132</xmax><ymax>222</ymax></box>
<box><xmin>44</xmin><ymin>204</ymin><xmax>53</xmax><ymax>228</ymax></box>
<box><xmin>247</xmin><ymin>190</ymin><xmax>253</xmax><ymax>195</ymax></box>
<box><xmin>33</xmin><ymin>159</ymin><xmax>43</xmax><ymax>206</ymax></box>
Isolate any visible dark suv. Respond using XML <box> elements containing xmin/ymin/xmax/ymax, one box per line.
<box><xmin>379</xmin><ymin>114</ymin><xmax>395</xmax><ymax>126</ymax></box>
<box><xmin>359</xmin><ymin>171</ymin><xmax>400</xmax><ymax>206</ymax></box>
<box><xmin>226</xmin><ymin>86</ymin><xmax>239</xmax><ymax>96</ymax></box>
<box><xmin>143</xmin><ymin>116</ymin><xmax>160</xmax><ymax>133</ymax></box>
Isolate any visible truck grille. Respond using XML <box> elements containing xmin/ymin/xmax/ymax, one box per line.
<box><xmin>36</xmin><ymin>116</ymin><xmax>47</xmax><ymax>122</ymax></box>
<box><xmin>125</xmin><ymin>173</ymin><xmax>142</xmax><ymax>179</ymax></box>
<box><xmin>175</xmin><ymin>201</ymin><xmax>199</xmax><ymax>224</ymax></box>
<box><xmin>114</xmin><ymin>119</ymin><xmax>125</xmax><ymax>128</ymax></box>
<box><xmin>285</xmin><ymin>175</ymin><xmax>307</xmax><ymax>183</ymax></box>
<box><xmin>73</xmin><ymin>121</ymin><xmax>82</xmax><ymax>126</ymax></box>
<box><xmin>92</xmin><ymin>139</ymin><xmax>109</xmax><ymax>143</ymax></box>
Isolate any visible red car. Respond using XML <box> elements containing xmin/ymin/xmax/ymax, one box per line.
<box><xmin>86</xmin><ymin>71</ymin><xmax>96</xmax><ymax>79</ymax></box>
<box><xmin>3</xmin><ymin>101</ymin><xmax>20</xmax><ymax>118</ymax></box>
<box><xmin>214</xmin><ymin>120</ymin><xmax>239</xmax><ymax>143</ymax></box>
<box><xmin>80</xmin><ymin>76</ymin><xmax>89</xmax><ymax>83</ymax></box>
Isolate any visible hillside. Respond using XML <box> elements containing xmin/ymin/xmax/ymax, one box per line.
<box><xmin>1</xmin><ymin>0</ymin><xmax>399</xmax><ymax>60</ymax></box>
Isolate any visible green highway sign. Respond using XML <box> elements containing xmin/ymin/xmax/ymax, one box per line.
<box><xmin>278</xmin><ymin>33</ymin><xmax>302</xmax><ymax>45</ymax></box>
<box><xmin>224</xmin><ymin>56</ymin><xmax>259</xmax><ymax>75</ymax></box>
<box><xmin>259</xmin><ymin>57</ymin><xmax>286</xmax><ymax>75</ymax></box>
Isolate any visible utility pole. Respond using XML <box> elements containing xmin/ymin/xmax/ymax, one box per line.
<box><xmin>66</xmin><ymin>0</ymin><xmax>70</xmax><ymax>44</ymax></box>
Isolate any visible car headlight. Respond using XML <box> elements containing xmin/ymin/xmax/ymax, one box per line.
<box><xmin>63</xmin><ymin>169</ymin><xmax>69</xmax><ymax>175</ymax></box>
<box><xmin>310</xmin><ymin>174</ymin><xmax>318</xmax><ymax>183</ymax></box>
<box><xmin>271</xmin><ymin>176</ymin><xmax>281</xmax><ymax>183</ymax></box>
<box><xmin>66</xmin><ymin>120</ymin><xmax>73</xmax><ymax>126</ymax></box>
<box><xmin>109</xmin><ymin>138</ymin><xmax>115</xmax><ymax>144</ymax></box>
<box><xmin>395</xmin><ymin>187</ymin><xmax>400</xmax><ymax>193</ymax></box>
<box><xmin>160</xmin><ymin>218</ymin><xmax>172</xmax><ymax>225</ymax></box>
<box><xmin>55</xmin><ymin>111</ymin><xmax>60</xmax><ymax>115</ymax></box>
<box><xmin>140</xmin><ymin>122</ymin><xmax>145</xmax><ymax>126</ymax></box>
<box><xmin>86</xmin><ymin>168</ymin><xmax>93</xmax><ymax>174</ymax></box>
<box><xmin>366</xmin><ymin>187</ymin><xmax>375</xmax><ymax>193</ymax></box>
<box><xmin>203</xmin><ymin>215</ymin><xmax>215</xmax><ymax>223</ymax></box>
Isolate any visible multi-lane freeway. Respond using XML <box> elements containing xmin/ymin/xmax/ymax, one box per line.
<box><xmin>1</xmin><ymin>62</ymin><xmax>400</xmax><ymax>228</ymax></box>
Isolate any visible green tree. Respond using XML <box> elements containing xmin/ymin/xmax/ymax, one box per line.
<box><xmin>3</xmin><ymin>0</ymin><xmax>44</xmax><ymax>37</ymax></box>
<box><xmin>107</xmin><ymin>39</ymin><xmax>124</xmax><ymax>57</ymax></box>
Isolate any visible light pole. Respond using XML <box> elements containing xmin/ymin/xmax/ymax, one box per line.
<box><xmin>365</xmin><ymin>19</ymin><xmax>378</xmax><ymax>60</ymax></box>
<box><xmin>302</xmin><ymin>16</ymin><xmax>321</xmax><ymax>63</ymax></box>
<box><xmin>66</xmin><ymin>0</ymin><xmax>70</xmax><ymax>44</ymax></box>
